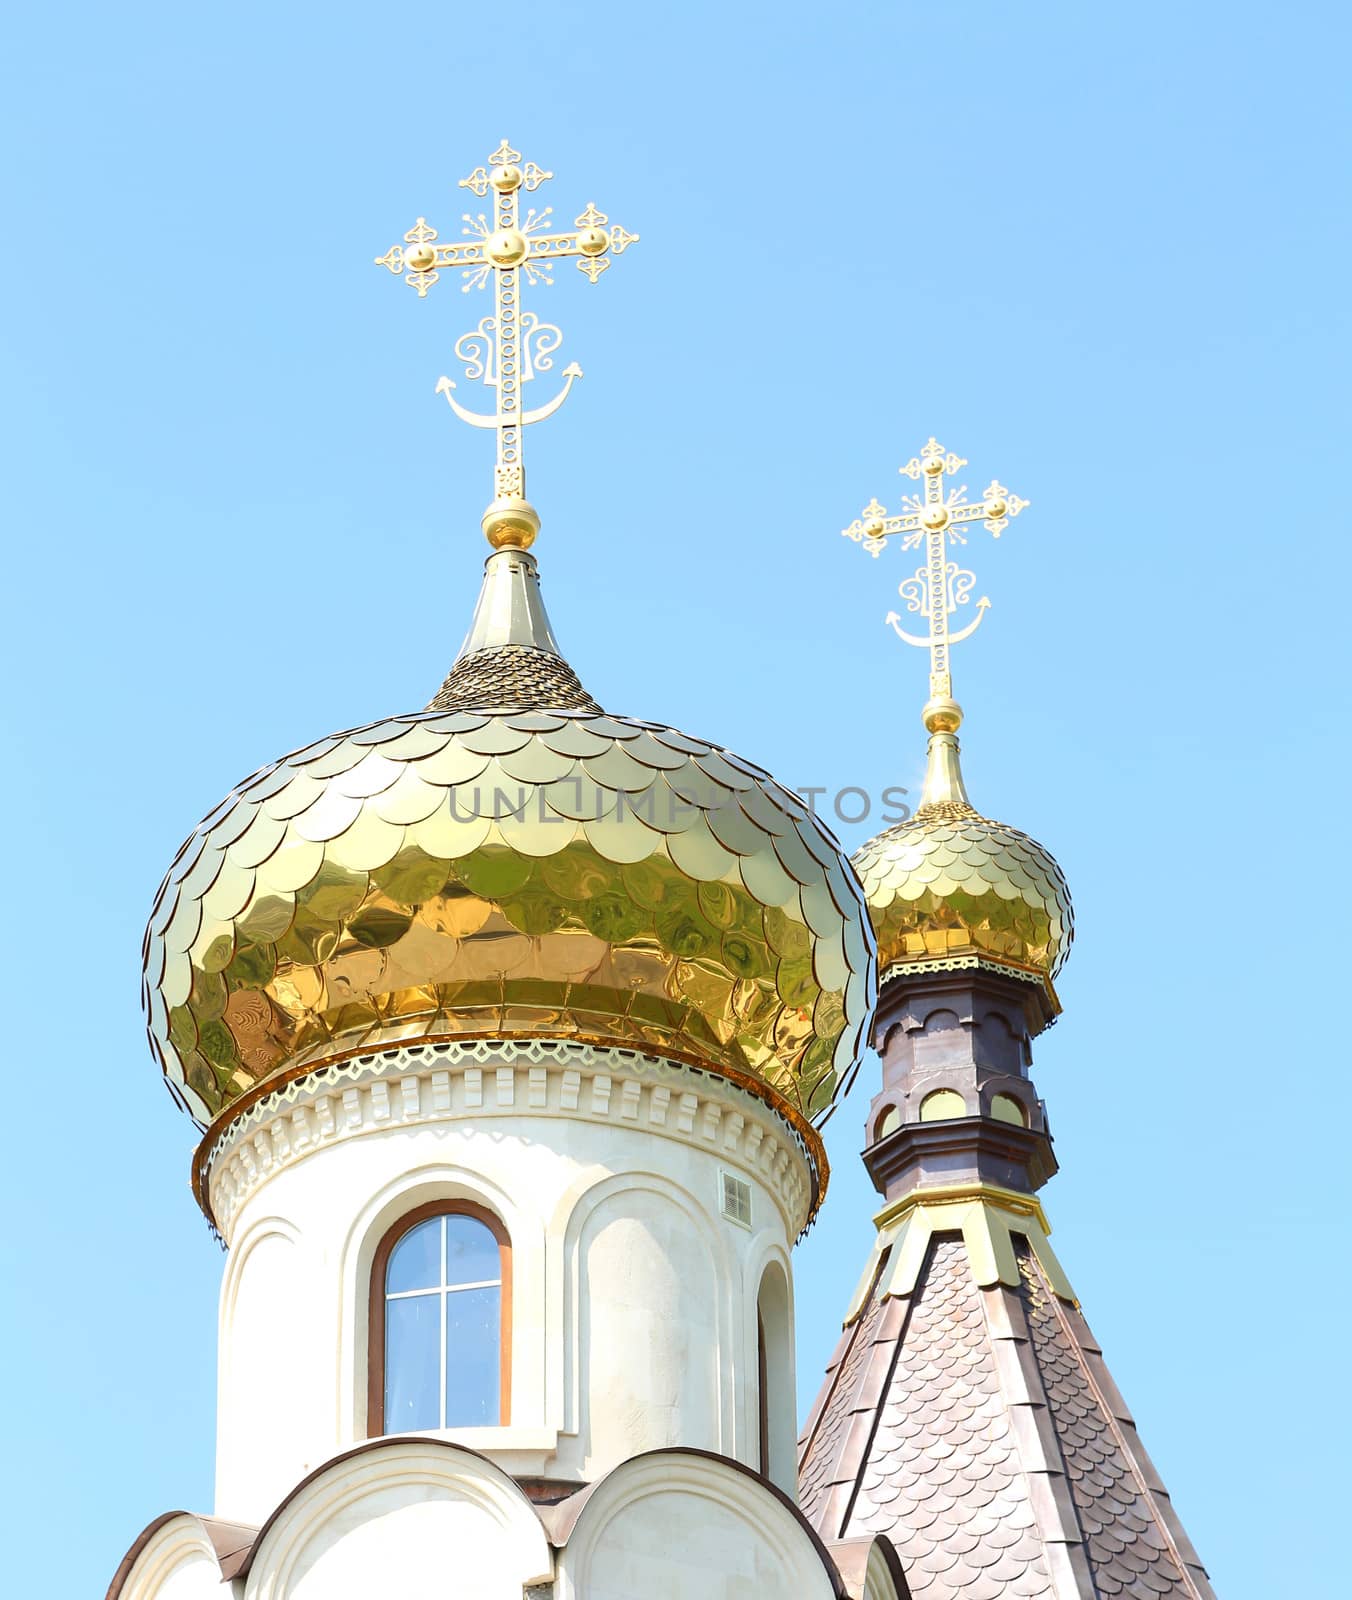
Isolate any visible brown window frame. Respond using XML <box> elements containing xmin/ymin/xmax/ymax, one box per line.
<box><xmin>367</xmin><ymin>1199</ymin><xmax>513</xmax><ymax>1437</ymax></box>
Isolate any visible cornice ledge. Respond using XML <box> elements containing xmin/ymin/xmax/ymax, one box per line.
<box><xmin>203</xmin><ymin>1038</ymin><xmax>815</xmax><ymax>1241</ymax></box>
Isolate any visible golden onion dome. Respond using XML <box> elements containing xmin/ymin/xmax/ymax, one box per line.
<box><xmin>143</xmin><ymin>547</ymin><xmax>876</xmax><ymax>1162</ymax></box>
<box><xmin>851</xmin><ymin>701</ymin><xmax>1072</xmax><ymax>1003</ymax></box>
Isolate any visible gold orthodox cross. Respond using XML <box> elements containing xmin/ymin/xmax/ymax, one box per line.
<box><xmin>376</xmin><ymin>139</ymin><xmax>638</xmax><ymax>547</ymax></box>
<box><xmin>842</xmin><ymin>437</ymin><xmax>1028</xmax><ymax>701</ymax></box>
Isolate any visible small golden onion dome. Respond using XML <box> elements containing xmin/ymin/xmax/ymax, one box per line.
<box><xmin>851</xmin><ymin>703</ymin><xmax>1072</xmax><ymax>1001</ymax></box>
<box><xmin>143</xmin><ymin>548</ymin><xmax>876</xmax><ymax>1183</ymax></box>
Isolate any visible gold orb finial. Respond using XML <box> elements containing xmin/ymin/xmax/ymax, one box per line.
<box><xmin>923</xmin><ymin>696</ymin><xmax>963</xmax><ymax>733</ymax></box>
<box><xmin>482</xmin><ymin>495</ymin><xmax>541</xmax><ymax>549</ymax></box>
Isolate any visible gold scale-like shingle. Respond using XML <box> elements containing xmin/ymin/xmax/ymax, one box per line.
<box><xmin>852</xmin><ymin>799</ymin><xmax>1073</xmax><ymax>988</ymax></box>
<box><xmin>143</xmin><ymin>698</ymin><xmax>876</xmax><ymax>1141</ymax></box>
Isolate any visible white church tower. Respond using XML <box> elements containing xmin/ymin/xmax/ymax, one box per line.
<box><xmin>110</xmin><ymin>141</ymin><xmax>907</xmax><ymax>1600</ymax></box>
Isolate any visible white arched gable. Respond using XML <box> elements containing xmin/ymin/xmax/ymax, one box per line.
<box><xmin>242</xmin><ymin>1439</ymin><xmax>551</xmax><ymax>1600</ymax></box>
<box><xmin>111</xmin><ymin>1514</ymin><xmax>231</xmax><ymax>1600</ymax></box>
<box><xmin>556</xmin><ymin>1449</ymin><xmax>843</xmax><ymax>1600</ymax></box>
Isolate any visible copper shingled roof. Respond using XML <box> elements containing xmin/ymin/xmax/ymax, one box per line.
<box><xmin>798</xmin><ymin>1233</ymin><xmax>1216</xmax><ymax>1600</ymax></box>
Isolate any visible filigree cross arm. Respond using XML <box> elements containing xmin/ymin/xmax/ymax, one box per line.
<box><xmin>375</xmin><ymin>140</ymin><xmax>638</xmax><ymax>550</ymax></box>
<box><xmin>375</xmin><ymin>217</ymin><xmax>492</xmax><ymax>299</ymax></box>
<box><xmin>839</xmin><ymin>437</ymin><xmax>1029</xmax><ymax>701</ymax></box>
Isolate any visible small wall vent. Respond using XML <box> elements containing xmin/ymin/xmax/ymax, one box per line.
<box><xmin>720</xmin><ymin>1171</ymin><xmax>752</xmax><ymax>1229</ymax></box>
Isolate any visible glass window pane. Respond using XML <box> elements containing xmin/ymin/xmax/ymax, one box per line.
<box><xmin>445</xmin><ymin>1214</ymin><xmax>501</xmax><ymax>1288</ymax></box>
<box><xmin>384</xmin><ymin>1292</ymin><xmax>441</xmax><ymax>1433</ymax></box>
<box><xmin>387</xmin><ymin>1216</ymin><xmax>442</xmax><ymax>1294</ymax></box>
<box><xmin>445</xmin><ymin>1285</ymin><xmax>500</xmax><ymax>1427</ymax></box>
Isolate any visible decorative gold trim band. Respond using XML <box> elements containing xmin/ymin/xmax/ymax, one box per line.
<box><xmin>844</xmin><ymin>1180</ymin><xmax>1077</xmax><ymax>1321</ymax></box>
<box><xmin>877</xmin><ymin>954</ymin><xmax>1060</xmax><ymax>1014</ymax></box>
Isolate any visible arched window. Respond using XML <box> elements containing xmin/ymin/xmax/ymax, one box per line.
<box><xmin>368</xmin><ymin>1203</ymin><xmax>511</xmax><ymax>1436</ymax></box>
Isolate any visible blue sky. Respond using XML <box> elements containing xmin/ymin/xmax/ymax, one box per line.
<box><xmin>1</xmin><ymin>3</ymin><xmax>1347</xmax><ymax>1594</ymax></box>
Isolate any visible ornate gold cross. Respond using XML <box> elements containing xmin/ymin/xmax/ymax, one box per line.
<box><xmin>842</xmin><ymin>437</ymin><xmax>1028</xmax><ymax>701</ymax></box>
<box><xmin>376</xmin><ymin>139</ymin><xmax>638</xmax><ymax>548</ymax></box>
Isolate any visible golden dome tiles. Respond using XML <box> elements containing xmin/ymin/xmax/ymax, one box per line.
<box><xmin>368</xmin><ymin>770</ymin><xmax>444</xmax><ymax>826</ymax></box>
<box><xmin>332</xmin><ymin>750</ymin><xmax>404</xmax><ymax>798</ymax></box>
<box><xmin>853</xmin><ymin>806</ymin><xmax>1072</xmax><ymax>990</ymax></box>
<box><xmin>617</xmin><ymin>729</ymin><xmax>690</xmax><ymax>771</ymax></box>
<box><xmin>692</xmin><ymin>748</ymin><xmax>759</xmax><ymax>791</ymax></box>
<box><xmin>226</xmin><ymin>811</ymin><xmax>290</xmax><ymax>871</ymax></box>
<box><xmin>494</xmin><ymin>737</ymin><xmax>578</xmax><ymax>786</ymax></box>
<box><xmin>648</xmin><ymin>725</ymin><xmax>710</xmax><ymax>756</ymax></box>
<box><xmin>581</xmin><ymin>742</ymin><xmax>656</xmax><ymax>791</ymax></box>
<box><xmin>209</xmin><ymin>854</ymin><xmax>261</xmax><ymax>913</ymax></box>
<box><xmin>327</xmin><ymin>807</ymin><xmax>405</xmax><ymax>871</ymax></box>
<box><xmin>771</xmin><ymin>827</ymin><xmax>821</xmax><ymax>887</ymax></box>
<box><xmin>372</xmin><ymin>723</ymin><xmax>454</xmax><ymax>760</ymax></box>
<box><xmin>734</xmin><ymin>785</ymin><xmax>795</xmax><ymax>837</ymax></box>
<box><xmin>290</xmin><ymin>787</ymin><xmax>362</xmax><ymax>843</ymax></box>
<box><xmin>146</xmin><ymin>706</ymin><xmax>876</xmax><ymax>1136</ymax></box>
<box><xmin>259</xmin><ymin>772</ymin><xmax>326</xmax><ymax>822</ymax></box>
<box><xmin>705</xmin><ymin>798</ymin><xmax>766</xmax><ymax>857</ymax></box>
<box><xmin>737</xmin><ymin>845</ymin><xmax>796</xmax><ymax>909</ymax></box>
<box><xmin>665</xmin><ymin>817</ymin><xmax>738</xmax><ymax>881</ymax></box>
<box><xmin>535</xmin><ymin>719</ymin><xmax>613</xmax><ymax>758</ymax></box>
<box><xmin>455</xmin><ymin>718</ymin><xmax>538</xmax><ymax>756</ymax></box>
<box><xmin>296</xmin><ymin>740</ymin><xmax>372</xmax><ymax>778</ymax></box>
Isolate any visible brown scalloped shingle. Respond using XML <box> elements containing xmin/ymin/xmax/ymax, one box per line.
<box><xmin>799</xmin><ymin>1233</ymin><xmax>1216</xmax><ymax>1599</ymax></box>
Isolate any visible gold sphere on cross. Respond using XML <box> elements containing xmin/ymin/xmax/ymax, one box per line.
<box><xmin>487</xmin><ymin>229</ymin><xmax>528</xmax><ymax>266</ymax></box>
<box><xmin>864</xmin><ymin>517</ymin><xmax>886</xmax><ymax>539</ymax></box>
<box><xmin>923</xmin><ymin>455</ymin><xmax>946</xmax><ymax>475</ymax></box>
<box><xmin>986</xmin><ymin>498</ymin><xmax>1007</xmax><ymax>519</ymax></box>
<box><xmin>921</xmin><ymin>506</ymin><xmax>950</xmax><ymax>531</ymax></box>
<box><xmin>406</xmin><ymin>243</ymin><xmax>437</xmax><ymax>273</ymax></box>
<box><xmin>482</xmin><ymin>495</ymin><xmax>541</xmax><ymax>551</ymax></box>
<box><xmin>490</xmin><ymin>164</ymin><xmax>523</xmax><ymax>192</ymax></box>
<box><xmin>577</xmin><ymin>225</ymin><xmax>609</xmax><ymax>256</ymax></box>
<box><xmin>922</xmin><ymin>696</ymin><xmax>964</xmax><ymax>734</ymax></box>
